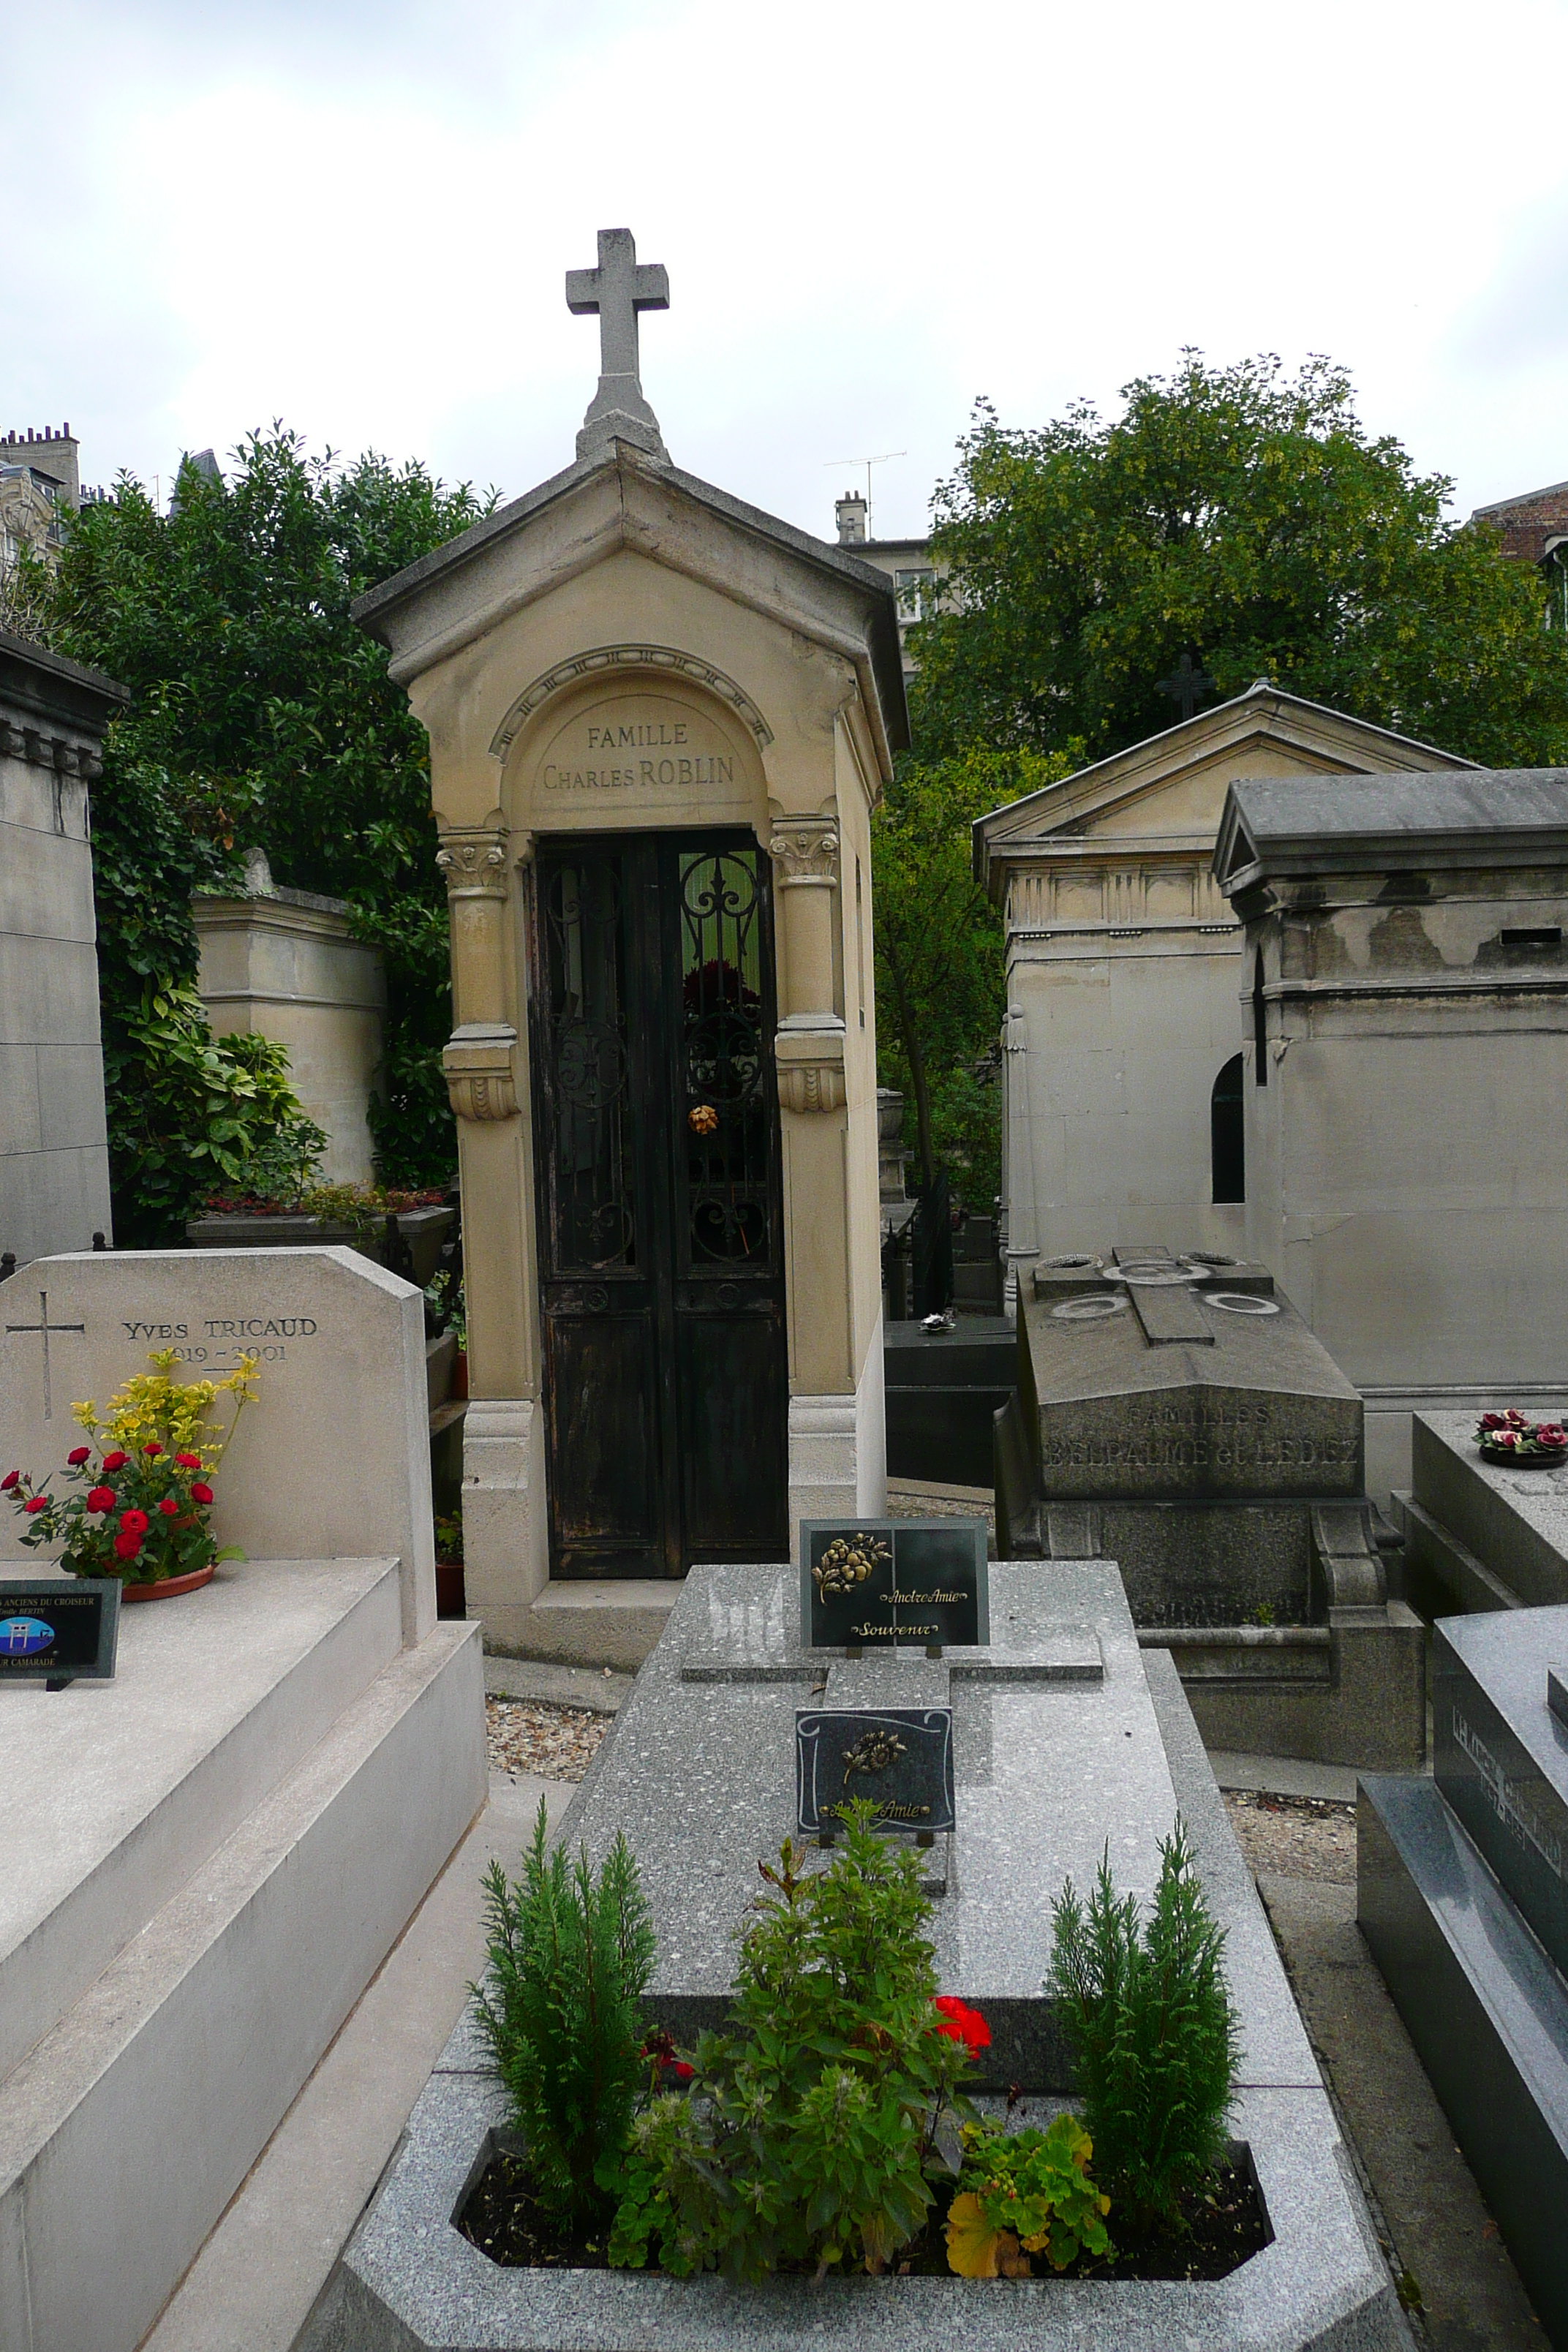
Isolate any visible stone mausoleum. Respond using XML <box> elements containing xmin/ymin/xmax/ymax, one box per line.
<box><xmin>355</xmin><ymin>231</ymin><xmax>904</xmax><ymax>1661</ymax></box>
<box><xmin>1213</xmin><ymin>768</ymin><xmax>1568</xmax><ymax>1504</ymax></box>
<box><xmin>0</xmin><ymin>627</ymin><xmax>125</xmax><ymax>1265</ymax></box>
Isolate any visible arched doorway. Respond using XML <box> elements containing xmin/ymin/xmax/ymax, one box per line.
<box><xmin>1211</xmin><ymin>1053</ymin><xmax>1245</xmax><ymax>1204</ymax></box>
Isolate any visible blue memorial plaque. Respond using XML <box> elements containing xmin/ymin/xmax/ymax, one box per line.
<box><xmin>0</xmin><ymin>1578</ymin><xmax>119</xmax><ymax>1686</ymax></box>
<box><xmin>800</xmin><ymin>1518</ymin><xmax>988</xmax><ymax>1651</ymax></box>
<box><xmin>796</xmin><ymin>1705</ymin><xmax>956</xmax><ymax>1836</ymax></box>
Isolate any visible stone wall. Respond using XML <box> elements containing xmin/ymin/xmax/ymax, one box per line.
<box><xmin>0</xmin><ymin>630</ymin><xmax>124</xmax><ymax>1264</ymax></box>
<box><xmin>192</xmin><ymin>864</ymin><xmax>386</xmax><ymax>1186</ymax></box>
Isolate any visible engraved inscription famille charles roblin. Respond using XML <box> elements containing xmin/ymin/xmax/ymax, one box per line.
<box><xmin>542</xmin><ymin>720</ymin><xmax>736</xmax><ymax>795</ymax></box>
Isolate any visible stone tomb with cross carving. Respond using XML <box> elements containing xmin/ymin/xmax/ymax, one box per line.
<box><xmin>354</xmin><ymin>230</ymin><xmax>907</xmax><ymax>1661</ymax></box>
<box><xmin>994</xmin><ymin>1246</ymin><xmax>1426</xmax><ymax>1768</ymax></box>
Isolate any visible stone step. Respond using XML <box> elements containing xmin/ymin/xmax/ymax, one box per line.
<box><xmin>491</xmin><ymin>1577</ymin><xmax>680</xmax><ymax>1673</ymax></box>
<box><xmin>0</xmin><ymin>1616</ymin><xmax>485</xmax><ymax>2352</ymax></box>
<box><xmin>0</xmin><ymin>1556</ymin><xmax>404</xmax><ymax>2089</ymax></box>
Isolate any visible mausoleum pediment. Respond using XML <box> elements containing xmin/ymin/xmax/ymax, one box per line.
<box><xmin>973</xmin><ymin>680</ymin><xmax>1475</xmax><ymax>899</ymax></box>
<box><xmin>354</xmin><ymin>439</ymin><xmax>907</xmax><ymax>769</ymax></box>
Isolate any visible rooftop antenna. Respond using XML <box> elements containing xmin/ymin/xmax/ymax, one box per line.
<box><xmin>823</xmin><ymin>450</ymin><xmax>905</xmax><ymax>538</ymax></box>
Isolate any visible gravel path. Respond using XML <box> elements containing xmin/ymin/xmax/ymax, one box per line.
<box><xmin>486</xmin><ymin>1697</ymin><xmax>611</xmax><ymax>1783</ymax></box>
<box><xmin>1222</xmin><ymin>1789</ymin><xmax>1357</xmax><ymax>1885</ymax></box>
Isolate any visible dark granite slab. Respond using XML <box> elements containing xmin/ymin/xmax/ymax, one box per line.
<box><xmin>1432</xmin><ymin>1605</ymin><xmax>1568</xmax><ymax>1977</ymax></box>
<box><xmin>1359</xmin><ymin>1772</ymin><xmax>1568</xmax><ymax>2351</ymax></box>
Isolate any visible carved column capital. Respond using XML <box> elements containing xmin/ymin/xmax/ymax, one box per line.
<box><xmin>767</xmin><ymin>820</ymin><xmax>840</xmax><ymax>886</ymax></box>
<box><xmin>774</xmin><ymin>1017</ymin><xmax>847</xmax><ymax>1115</ymax></box>
<box><xmin>443</xmin><ymin>1022</ymin><xmax>519</xmax><ymax>1122</ymax></box>
<box><xmin>436</xmin><ymin>827</ymin><xmax>510</xmax><ymax>900</ymax></box>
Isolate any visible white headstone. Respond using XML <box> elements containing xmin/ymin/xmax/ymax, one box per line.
<box><xmin>0</xmin><ymin>1248</ymin><xmax>434</xmax><ymax>1642</ymax></box>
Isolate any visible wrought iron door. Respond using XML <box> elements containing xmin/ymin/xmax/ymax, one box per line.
<box><xmin>531</xmin><ymin>832</ymin><xmax>788</xmax><ymax>1578</ymax></box>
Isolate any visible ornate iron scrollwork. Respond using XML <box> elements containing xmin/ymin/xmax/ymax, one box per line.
<box><xmin>678</xmin><ymin>848</ymin><xmax>774</xmax><ymax>1267</ymax></box>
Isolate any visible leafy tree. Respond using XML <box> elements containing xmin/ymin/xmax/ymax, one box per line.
<box><xmin>48</xmin><ymin>429</ymin><xmax>493</xmax><ymax>1201</ymax></box>
<box><xmin>910</xmin><ymin>352</ymin><xmax>1568</xmax><ymax>770</ymax></box>
<box><xmin>872</xmin><ymin>745</ymin><xmax>1074</xmax><ymax>1200</ymax></box>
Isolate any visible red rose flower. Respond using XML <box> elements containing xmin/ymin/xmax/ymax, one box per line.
<box><xmin>23</xmin><ymin>1495</ymin><xmax>48</xmax><ymax>1515</ymax></box>
<box><xmin>86</xmin><ymin>1486</ymin><xmax>116</xmax><ymax>1513</ymax></box>
<box><xmin>190</xmin><ymin>1482</ymin><xmax>214</xmax><ymax>1506</ymax></box>
<box><xmin>67</xmin><ymin>1446</ymin><xmax>91</xmax><ymax>1466</ymax></box>
<box><xmin>143</xmin><ymin>1442</ymin><xmax>163</xmax><ymax>1458</ymax></box>
<box><xmin>157</xmin><ymin>1496</ymin><xmax>180</xmax><ymax>1516</ymax></box>
<box><xmin>1480</xmin><ymin>1412</ymin><xmax>1508</xmax><ymax>1431</ymax></box>
<box><xmin>101</xmin><ymin>1451</ymin><xmax>129</xmax><ymax>1472</ymax></box>
<box><xmin>1</xmin><ymin>1469</ymin><xmax>18</xmax><ymax>1491</ymax></box>
<box><xmin>119</xmin><ymin>1508</ymin><xmax>150</xmax><ymax>1535</ymax></box>
<box><xmin>932</xmin><ymin>1996</ymin><xmax>991</xmax><ymax>2054</ymax></box>
<box><xmin>113</xmin><ymin>1529</ymin><xmax>142</xmax><ymax>1561</ymax></box>
<box><xmin>670</xmin><ymin>2059</ymin><xmax>695</xmax><ymax>2082</ymax></box>
<box><xmin>174</xmin><ymin>1452</ymin><xmax>202</xmax><ymax>1470</ymax></box>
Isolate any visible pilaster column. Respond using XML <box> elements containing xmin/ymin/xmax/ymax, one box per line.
<box><xmin>437</xmin><ymin>825</ymin><xmax>519</xmax><ymax>1121</ymax></box>
<box><xmin>768</xmin><ymin>817</ymin><xmax>845</xmax><ymax>1114</ymax></box>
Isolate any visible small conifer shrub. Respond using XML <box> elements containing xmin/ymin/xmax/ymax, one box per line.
<box><xmin>474</xmin><ymin>1798</ymin><xmax>655</xmax><ymax>2225</ymax></box>
<box><xmin>1047</xmin><ymin>1822</ymin><xmax>1240</xmax><ymax>2231</ymax></box>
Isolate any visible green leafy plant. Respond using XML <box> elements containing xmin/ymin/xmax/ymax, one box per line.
<box><xmin>608</xmin><ymin>1806</ymin><xmax>979</xmax><ymax>2281</ymax></box>
<box><xmin>434</xmin><ymin>1510</ymin><xmax>464</xmax><ymax>1565</ymax></box>
<box><xmin>1047</xmin><ymin>1823</ymin><xmax>1240</xmax><ymax>2233</ymax></box>
<box><xmin>474</xmin><ymin>1798</ymin><xmax>655</xmax><ymax>2227</ymax></box>
<box><xmin>3</xmin><ymin>1347</ymin><xmax>257</xmax><ymax>1583</ymax></box>
<box><xmin>945</xmin><ymin>2113</ymin><xmax>1112</xmax><ymax>2277</ymax></box>
<box><xmin>911</xmin><ymin>353</ymin><xmax>1568</xmax><ymax>772</ymax></box>
<box><xmin>424</xmin><ymin>1268</ymin><xmax>467</xmax><ymax>1349</ymax></box>
<box><xmin>104</xmin><ymin>979</ymin><xmax>328</xmax><ymax>1244</ymax></box>
<box><xmin>46</xmin><ymin>431</ymin><xmax>495</xmax><ymax>1195</ymax></box>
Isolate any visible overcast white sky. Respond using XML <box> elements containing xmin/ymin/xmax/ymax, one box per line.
<box><xmin>5</xmin><ymin>0</ymin><xmax>1568</xmax><ymax>544</ymax></box>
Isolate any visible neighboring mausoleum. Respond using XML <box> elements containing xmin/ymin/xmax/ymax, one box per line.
<box><xmin>995</xmin><ymin>1245</ymin><xmax>1423</xmax><ymax>1767</ymax></box>
<box><xmin>971</xmin><ymin>683</ymin><xmax>1474</xmax><ymax>1312</ymax></box>
<box><xmin>1213</xmin><ymin>767</ymin><xmax>1568</xmax><ymax>1504</ymax></box>
<box><xmin>192</xmin><ymin>848</ymin><xmax>388</xmax><ymax>1186</ymax></box>
<box><xmin>0</xmin><ymin>627</ymin><xmax>126</xmax><ymax>1264</ymax></box>
<box><xmin>354</xmin><ymin>230</ymin><xmax>905</xmax><ymax>1663</ymax></box>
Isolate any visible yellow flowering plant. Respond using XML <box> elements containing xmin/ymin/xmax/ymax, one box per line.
<box><xmin>4</xmin><ymin>1350</ymin><xmax>259</xmax><ymax>1586</ymax></box>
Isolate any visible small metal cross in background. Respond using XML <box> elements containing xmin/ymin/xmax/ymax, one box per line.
<box><xmin>1158</xmin><ymin>649</ymin><xmax>1215</xmax><ymax>723</ymax></box>
<box><xmin>4</xmin><ymin>1290</ymin><xmax>86</xmax><ymax>1420</ymax></box>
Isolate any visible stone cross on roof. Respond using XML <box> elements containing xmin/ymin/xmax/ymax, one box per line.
<box><xmin>566</xmin><ymin>227</ymin><xmax>670</xmax><ymax>465</ymax></box>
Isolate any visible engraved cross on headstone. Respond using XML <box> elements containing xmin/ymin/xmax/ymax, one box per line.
<box><xmin>1158</xmin><ymin>648</ymin><xmax>1215</xmax><ymax>723</ymax></box>
<box><xmin>566</xmin><ymin>227</ymin><xmax>670</xmax><ymax>464</ymax></box>
<box><xmin>5</xmin><ymin>1289</ymin><xmax>86</xmax><ymax>1420</ymax></box>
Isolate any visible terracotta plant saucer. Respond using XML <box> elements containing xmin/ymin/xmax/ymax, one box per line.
<box><xmin>120</xmin><ymin>1561</ymin><xmax>217</xmax><ymax>1602</ymax></box>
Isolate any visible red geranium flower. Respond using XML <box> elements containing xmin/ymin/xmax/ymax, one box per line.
<box><xmin>157</xmin><ymin>1497</ymin><xmax>179</xmax><ymax>1517</ymax></box>
<box><xmin>1</xmin><ymin>1469</ymin><xmax>18</xmax><ymax>1491</ymax></box>
<box><xmin>932</xmin><ymin>1996</ymin><xmax>991</xmax><ymax>2053</ymax></box>
<box><xmin>119</xmin><ymin>1509</ymin><xmax>150</xmax><ymax>1535</ymax></box>
<box><xmin>86</xmin><ymin>1486</ymin><xmax>115</xmax><ymax>1512</ymax></box>
<box><xmin>23</xmin><ymin>1495</ymin><xmax>48</xmax><ymax>1515</ymax></box>
<box><xmin>113</xmin><ymin>1529</ymin><xmax>142</xmax><ymax>1561</ymax></box>
<box><xmin>190</xmin><ymin>1482</ymin><xmax>214</xmax><ymax>1506</ymax></box>
<box><xmin>143</xmin><ymin>1442</ymin><xmax>163</xmax><ymax>1458</ymax></box>
<box><xmin>67</xmin><ymin>1446</ymin><xmax>91</xmax><ymax>1466</ymax></box>
<box><xmin>101</xmin><ymin>1451</ymin><xmax>129</xmax><ymax>1471</ymax></box>
<box><xmin>174</xmin><ymin>1452</ymin><xmax>202</xmax><ymax>1469</ymax></box>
